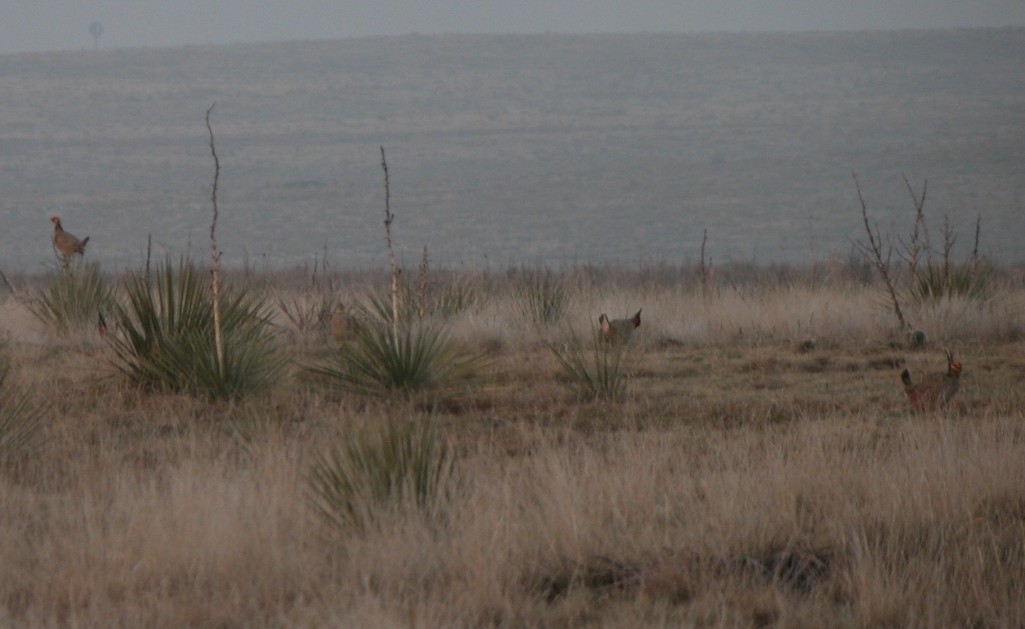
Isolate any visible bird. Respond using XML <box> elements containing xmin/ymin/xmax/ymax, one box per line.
<box><xmin>329</xmin><ymin>302</ymin><xmax>362</xmax><ymax>343</ymax></box>
<box><xmin>599</xmin><ymin>308</ymin><xmax>642</xmax><ymax>344</ymax></box>
<box><xmin>901</xmin><ymin>350</ymin><xmax>962</xmax><ymax>411</ymax></box>
<box><xmin>51</xmin><ymin>216</ymin><xmax>89</xmax><ymax>266</ymax></box>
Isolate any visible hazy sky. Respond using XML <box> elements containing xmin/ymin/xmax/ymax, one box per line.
<box><xmin>3</xmin><ymin>1</ymin><xmax>1025</xmax><ymax>54</ymax></box>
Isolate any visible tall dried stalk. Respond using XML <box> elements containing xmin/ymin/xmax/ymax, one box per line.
<box><xmin>418</xmin><ymin>245</ymin><xmax>429</xmax><ymax>319</ymax></box>
<box><xmin>853</xmin><ymin>172</ymin><xmax>909</xmax><ymax>331</ymax></box>
<box><xmin>899</xmin><ymin>174</ymin><xmax>929</xmax><ymax>282</ymax></box>
<box><xmin>699</xmin><ymin>228</ymin><xmax>714</xmax><ymax>300</ymax></box>
<box><xmin>206</xmin><ymin>103</ymin><xmax>225</xmax><ymax>376</ymax></box>
<box><xmin>145</xmin><ymin>233</ymin><xmax>152</xmax><ymax>279</ymax></box>
<box><xmin>971</xmin><ymin>214</ymin><xmax>982</xmax><ymax>273</ymax></box>
<box><xmin>380</xmin><ymin>146</ymin><xmax>400</xmax><ymax>329</ymax></box>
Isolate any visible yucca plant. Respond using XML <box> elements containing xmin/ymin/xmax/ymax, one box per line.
<box><xmin>515</xmin><ymin>268</ymin><xmax>569</xmax><ymax>327</ymax></box>
<box><xmin>908</xmin><ymin>260</ymin><xmax>993</xmax><ymax>303</ymax></box>
<box><xmin>275</xmin><ymin>288</ymin><xmax>338</xmax><ymax>341</ymax></box>
<box><xmin>308</xmin><ymin>418</ymin><xmax>455</xmax><ymax>534</ymax></box>
<box><xmin>547</xmin><ymin>325</ymin><xmax>632</xmax><ymax>400</ymax></box>
<box><xmin>407</xmin><ymin>276</ymin><xmax>484</xmax><ymax>320</ymax></box>
<box><xmin>26</xmin><ymin>262</ymin><xmax>114</xmax><ymax>336</ymax></box>
<box><xmin>0</xmin><ymin>361</ymin><xmax>47</xmax><ymax>464</ymax></box>
<box><xmin>304</xmin><ymin>312</ymin><xmax>487</xmax><ymax>399</ymax></box>
<box><xmin>108</xmin><ymin>259</ymin><xmax>285</xmax><ymax>400</ymax></box>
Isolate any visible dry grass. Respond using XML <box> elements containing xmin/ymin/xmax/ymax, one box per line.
<box><xmin>1</xmin><ymin>267</ymin><xmax>1024</xmax><ymax>627</ymax></box>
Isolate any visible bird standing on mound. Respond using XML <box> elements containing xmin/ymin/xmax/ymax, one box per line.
<box><xmin>901</xmin><ymin>350</ymin><xmax>962</xmax><ymax>411</ymax></box>
<box><xmin>51</xmin><ymin>216</ymin><xmax>89</xmax><ymax>268</ymax></box>
<box><xmin>599</xmin><ymin>308</ymin><xmax>642</xmax><ymax>344</ymax></box>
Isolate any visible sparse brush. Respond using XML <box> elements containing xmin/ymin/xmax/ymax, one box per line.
<box><xmin>275</xmin><ymin>289</ymin><xmax>338</xmax><ymax>340</ymax></box>
<box><xmin>308</xmin><ymin>417</ymin><xmax>455</xmax><ymax>535</ymax></box>
<box><xmin>547</xmin><ymin>324</ymin><xmax>632</xmax><ymax>400</ymax></box>
<box><xmin>25</xmin><ymin>262</ymin><xmax>114</xmax><ymax>337</ymax></box>
<box><xmin>514</xmin><ymin>268</ymin><xmax>569</xmax><ymax>327</ymax></box>
<box><xmin>304</xmin><ymin>312</ymin><xmax>488</xmax><ymax>399</ymax></box>
<box><xmin>411</xmin><ymin>277</ymin><xmax>484</xmax><ymax>320</ymax></box>
<box><xmin>908</xmin><ymin>260</ymin><xmax>993</xmax><ymax>303</ymax></box>
<box><xmin>0</xmin><ymin>360</ymin><xmax>46</xmax><ymax>464</ymax></box>
<box><xmin>108</xmin><ymin>259</ymin><xmax>286</xmax><ymax>400</ymax></box>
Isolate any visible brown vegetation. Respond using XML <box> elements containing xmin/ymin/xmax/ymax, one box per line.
<box><xmin>1</xmin><ymin>267</ymin><xmax>1024</xmax><ymax>627</ymax></box>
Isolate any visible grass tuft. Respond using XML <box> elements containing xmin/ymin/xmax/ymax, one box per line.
<box><xmin>547</xmin><ymin>324</ymin><xmax>633</xmax><ymax>400</ymax></box>
<box><xmin>108</xmin><ymin>259</ymin><xmax>286</xmax><ymax>400</ymax></box>
<box><xmin>304</xmin><ymin>312</ymin><xmax>488</xmax><ymax>399</ymax></box>
<box><xmin>514</xmin><ymin>268</ymin><xmax>569</xmax><ymax>327</ymax></box>
<box><xmin>0</xmin><ymin>359</ymin><xmax>46</xmax><ymax>464</ymax></box>
<box><xmin>308</xmin><ymin>418</ymin><xmax>455</xmax><ymax>535</ymax></box>
<box><xmin>25</xmin><ymin>262</ymin><xmax>114</xmax><ymax>337</ymax></box>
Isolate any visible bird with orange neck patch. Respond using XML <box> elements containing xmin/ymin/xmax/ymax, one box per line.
<box><xmin>51</xmin><ymin>216</ymin><xmax>90</xmax><ymax>267</ymax></box>
<box><xmin>901</xmin><ymin>350</ymin><xmax>962</xmax><ymax>411</ymax></box>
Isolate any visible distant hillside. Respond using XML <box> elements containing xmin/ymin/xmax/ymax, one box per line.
<box><xmin>1</xmin><ymin>29</ymin><xmax>1023</xmax><ymax>270</ymax></box>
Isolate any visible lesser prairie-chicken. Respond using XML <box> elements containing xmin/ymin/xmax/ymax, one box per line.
<box><xmin>329</xmin><ymin>303</ymin><xmax>363</xmax><ymax>343</ymax></box>
<box><xmin>599</xmin><ymin>308</ymin><xmax>642</xmax><ymax>344</ymax></box>
<box><xmin>901</xmin><ymin>350</ymin><xmax>962</xmax><ymax>411</ymax></box>
<box><xmin>51</xmin><ymin>216</ymin><xmax>89</xmax><ymax>263</ymax></box>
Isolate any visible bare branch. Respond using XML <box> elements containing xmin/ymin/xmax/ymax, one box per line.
<box><xmin>901</xmin><ymin>174</ymin><xmax>931</xmax><ymax>271</ymax></box>
<box><xmin>853</xmin><ymin>172</ymin><xmax>909</xmax><ymax>331</ymax></box>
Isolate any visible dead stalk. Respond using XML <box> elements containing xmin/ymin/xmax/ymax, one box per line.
<box><xmin>380</xmin><ymin>146</ymin><xmax>401</xmax><ymax>329</ymax></box>
<box><xmin>418</xmin><ymin>245</ymin><xmax>429</xmax><ymax>319</ymax></box>
<box><xmin>699</xmin><ymin>228</ymin><xmax>714</xmax><ymax>300</ymax></box>
<box><xmin>900</xmin><ymin>174</ymin><xmax>928</xmax><ymax>283</ymax></box>
<box><xmin>206</xmin><ymin>103</ymin><xmax>225</xmax><ymax>376</ymax></box>
<box><xmin>145</xmin><ymin>233</ymin><xmax>152</xmax><ymax>278</ymax></box>
<box><xmin>853</xmin><ymin>172</ymin><xmax>909</xmax><ymax>331</ymax></box>
<box><xmin>971</xmin><ymin>214</ymin><xmax>982</xmax><ymax>272</ymax></box>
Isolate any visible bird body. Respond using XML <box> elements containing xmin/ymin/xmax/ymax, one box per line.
<box><xmin>329</xmin><ymin>303</ymin><xmax>362</xmax><ymax>343</ymax></box>
<box><xmin>51</xmin><ymin>216</ymin><xmax>89</xmax><ymax>261</ymax></box>
<box><xmin>599</xmin><ymin>308</ymin><xmax>642</xmax><ymax>344</ymax></box>
<box><xmin>901</xmin><ymin>350</ymin><xmax>962</xmax><ymax>411</ymax></box>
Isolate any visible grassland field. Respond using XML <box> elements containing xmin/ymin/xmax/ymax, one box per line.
<box><xmin>0</xmin><ymin>262</ymin><xmax>1023</xmax><ymax>627</ymax></box>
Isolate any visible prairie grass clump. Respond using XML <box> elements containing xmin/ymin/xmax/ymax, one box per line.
<box><xmin>0</xmin><ymin>359</ymin><xmax>46</xmax><ymax>464</ymax></box>
<box><xmin>26</xmin><ymin>262</ymin><xmax>114</xmax><ymax>337</ymax></box>
<box><xmin>515</xmin><ymin>268</ymin><xmax>570</xmax><ymax>327</ymax></box>
<box><xmin>547</xmin><ymin>325</ymin><xmax>633</xmax><ymax>400</ymax></box>
<box><xmin>412</xmin><ymin>276</ymin><xmax>484</xmax><ymax>320</ymax></box>
<box><xmin>304</xmin><ymin>312</ymin><xmax>487</xmax><ymax>399</ymax></box>
<box><xmin>275</xmin><ymin>288</ymin><xmax>338</xmax><ymax>342</ymax></box>
<box><xmin>308</xmin><ymin>418</ymin><xmax>455</xmax><ymax>535</ymax></box>
<box><xmin>910</xmin><ymin>258</ymin><xmax>993</xmax><ymax>303</ymax></box>
<box><xmin>854</xmin><ymin>173</ymin><xmax>994</xmax><ymax>334</ymax></box>
<box><xmin>108</xmin><ymin>259</ymin><xmax>285</xmax><ymax>400</ymax></box>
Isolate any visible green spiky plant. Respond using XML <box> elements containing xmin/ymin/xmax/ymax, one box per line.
<box><xmin>108</xmin><ymin>259</ymin><xmax>286</xmax><ymax>400</ymax></box>
<box><xmin>26</xmin><ymin>262</ymin><xmax>114</xmax><ymax>337</ymax></box>
<box><xmin>308</xmin><ymin>418</ymin><xmax>455</xmax><ymax>535</ymax></box>
<box><xmin>304</xmin><ymin>309</ymin><xmax>487</xmax><ymax>399</ymax></box>
<box><xmin>547</xmin><ymin>324</ymin><xmax>633</xmax><ymax>401</ymax></box>
<box><xmin>0</xmin><ymin>358</ymin><xmax>47</xmax><ymax>465</ymax></box>
<box><xmin>515</xmin><ymin>268</ymin><xmax>570</xmax><ymax>327</ymax></box>
<box><xmin>305</xmin><ymin>148</ymin><xmax>488</xmax><ymax>399</ymax></box>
